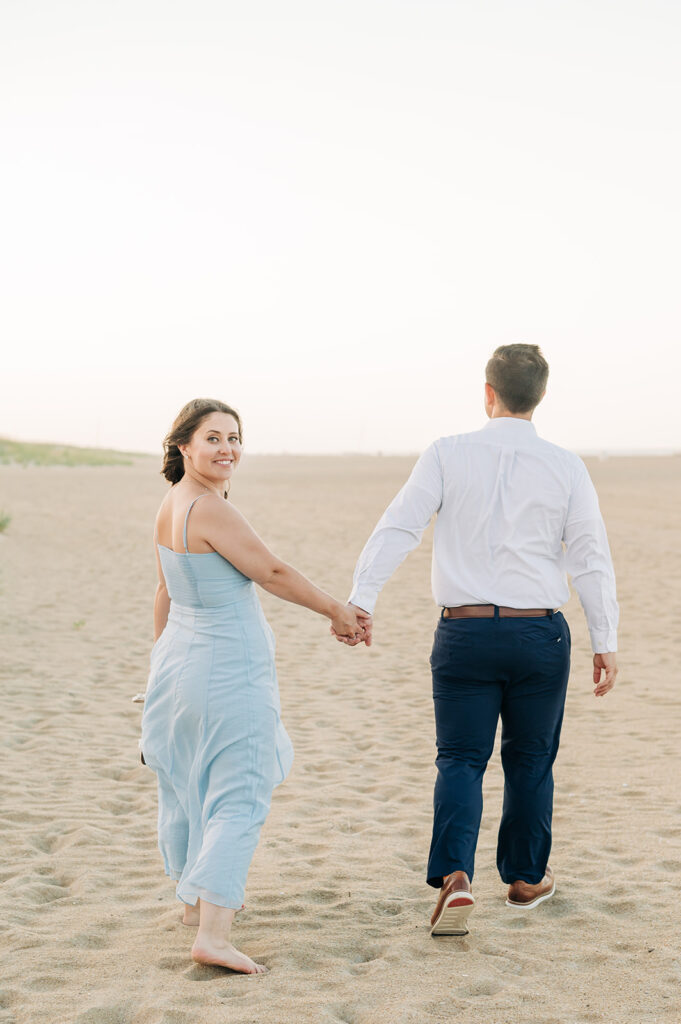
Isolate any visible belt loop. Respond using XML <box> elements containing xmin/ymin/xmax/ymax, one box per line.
<box><xmin>493</xmin><ymin>605</ymin><xmax>500</xmax><ymax>621</ymax></box>
<box><xmin>440</xmin><ymin>606</ymin><xmax>446</xmax><ymax>620</ymax></box>
<box><xmin>547</xmin><ymin>608</ymin><xmax>554</xmax><ymax>619</ymax></box>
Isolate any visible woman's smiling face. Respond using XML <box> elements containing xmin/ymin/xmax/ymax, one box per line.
<box><xmin>180</xmin><ymin>412</ymin><xmax>242</xmax><ymax>484</ymax></box>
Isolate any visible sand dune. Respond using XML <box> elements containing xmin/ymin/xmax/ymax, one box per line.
<box><xmin>0</xmin><ymin>453</ymin><xmax>679</xmax><ymax>1023</ymax></box>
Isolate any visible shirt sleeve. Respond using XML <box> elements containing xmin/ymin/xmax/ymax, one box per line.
<box><xmin>348</xmin><ymin>442</ymin><xmax>443</xmax><ymax>614</ymax></box>
<box><xmin>563</xmin><ymin>459</ymin><xmax>619</xmax><ymax>653</ymax></box>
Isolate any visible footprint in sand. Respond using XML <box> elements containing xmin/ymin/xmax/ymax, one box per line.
<box><xmin>330</xmin><ymin>1004</ymin><xmax>358</xmax><ymax>1024</ymax></box>
<box><xmin>347</xmin><ymin>946</ymin><xmax>388</xmax><ymax>975</ymax></box>
<box><xmin>19</xmin><ymin>877</ymin><xmax>71</xmax><ymax>906</ymax></box>
<box><xmin>370</xmin><ymin>899</ymin><xmax>404</xmax><ymax>917</ymax></box>
<box><xmin>156</xmin><ymin>955</ymin><xmax>189</xmax><ymax>973</ymax></box>
<box><xmin>72</xmin><ymin>1004</ymin><xmax>130</xmax><ymax>1024</ymax></box>
<box><xmin>0</xmin><ymin>989</ymin><xmax>18</xmax><ymax>1010</ymax></box>
<box><xmin>25</xmin><ymin>975</ymin><xmax>67</xmax><ymax>992</ymax></box>
<box><xmin>454</xmin><ymin>977</ymin><xmax>503</xmax><ymax>998</ymax></box>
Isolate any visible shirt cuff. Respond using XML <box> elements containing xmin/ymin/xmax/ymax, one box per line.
<box><xmin>347</xmin><ymin>586</ymin><xmax>377</xmax><ymax>616</ymax></box>
<box><xmin>590</xmin><ymin>628</ymin><xmax>618</xmax><ymax>654</ymax></box>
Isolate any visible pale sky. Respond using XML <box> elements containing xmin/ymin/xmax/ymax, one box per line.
<box><xmin>1</xmin><ymin>0</ymin><xmax>679</xmax><ymax>455</ymax></box>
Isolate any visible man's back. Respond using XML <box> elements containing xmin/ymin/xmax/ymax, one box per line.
<box><xmin>350</xmin><ymin>415</ymin><xmax>617</xmax><ymax>653</ymax></box>
<box><xmin>432</xmin><ymin>417</ymin><xmax>586</xmax><ymax>610</ymax></box>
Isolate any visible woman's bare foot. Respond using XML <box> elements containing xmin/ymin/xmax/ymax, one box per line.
<box><xmin>190</xmin><ymin>899</ymin><xmax>263</xmax><ymax>973</ymax></box>
<box><xmin>182</xmin><ymin>901</ymin><xmax>201</xmax><ymax>927</ymax></box>
<box><xmin>191</xmin><ymin>938</ymin><xmax>267</xmax><ymax>974</ymax></box>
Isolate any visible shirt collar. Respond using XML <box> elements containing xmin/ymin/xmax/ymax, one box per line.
<box><xmin>483</xmin><ymin>417</ymin><xmax>537</xmax><ymax>435</ymax></box>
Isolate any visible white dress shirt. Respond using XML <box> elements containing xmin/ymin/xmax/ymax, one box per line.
<box><xmin>349</xmin><ymin>417</ymin><xmax>618</xmax><ymax>653</ymax></box>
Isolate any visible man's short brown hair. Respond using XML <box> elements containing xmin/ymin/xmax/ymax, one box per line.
<box><xmin>485</xmin><ymin>344</ymin><xmax>549</xmax><ymax>413</ymax></box>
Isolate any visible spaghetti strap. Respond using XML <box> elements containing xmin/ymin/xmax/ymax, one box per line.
<box><xmin>183</xmin><ymin>494</ymin><xmax>209</xmax><ymax>553</ymax></box>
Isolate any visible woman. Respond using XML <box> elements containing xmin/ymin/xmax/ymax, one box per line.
<box><xmin>141</xmin><ymin>398</ymin><xmax>367</xmax><ymax>974</ymax></box>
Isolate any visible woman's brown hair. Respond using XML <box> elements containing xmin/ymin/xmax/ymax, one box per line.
<box><xmin>161</xmin><ymin>398</ymin><xmax>243</xmax><ymax>488</ymax></box>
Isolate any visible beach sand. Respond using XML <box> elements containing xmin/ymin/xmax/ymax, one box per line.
<box><xmin>1</xmin><ymin>453</ymin><xmax>680</xmax><ymax>1024</ymax></box>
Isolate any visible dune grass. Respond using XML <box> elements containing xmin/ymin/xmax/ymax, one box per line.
<box><xmin>0</xmin><ymin>438</ymin><xmax>137</xmax><ymax>468</ymax></box>
<box><xmin>0</xmin><ymin>510</ymin><xmax>10</xmax><ymax>533</ymax></box>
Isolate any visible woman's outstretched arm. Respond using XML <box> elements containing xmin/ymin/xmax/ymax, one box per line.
<box><xmin>195</xmin><ymin>496</ymin><xmax>366</xmax><ymax>641</ymax></box>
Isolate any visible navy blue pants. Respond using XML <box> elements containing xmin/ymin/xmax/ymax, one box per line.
<box><xmin>427</xmin><ymin>610</ymin><xmax>571</xmax><ymax>889</ymax></box>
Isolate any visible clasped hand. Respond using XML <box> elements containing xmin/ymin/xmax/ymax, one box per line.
<box><xmin>330</xmin><ymin>603</ymin><xmax>373</xmax><ymax>647</ymax></box>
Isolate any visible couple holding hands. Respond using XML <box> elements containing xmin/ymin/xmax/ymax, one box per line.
<box><xmin>140</xmin><ymin>344</ymin><xmax>618</xmax><ymax>974</ymax></box>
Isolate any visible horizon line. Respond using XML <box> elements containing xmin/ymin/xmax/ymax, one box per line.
<box><xmin>1</xmin><ymin>435</ymin><xmax>679</xmax><ymax>461</ymax></box>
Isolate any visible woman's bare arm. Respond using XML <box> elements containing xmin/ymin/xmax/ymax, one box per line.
<box><xmin>197</xmin><ymin>497</ymin><xmax>363</xmax><ymax>639</ymax></box>
<box><xmin>153</xmin><ymin>542</ymin><xmax>171</xmax><ymax>641</ymax></box>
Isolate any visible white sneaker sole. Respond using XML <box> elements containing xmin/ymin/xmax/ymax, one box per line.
<box><xmin>430</xmin><ymin>895</ymin><xmax>475</xmax><ymax>936</ymax></box>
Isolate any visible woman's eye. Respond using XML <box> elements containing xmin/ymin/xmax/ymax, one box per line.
<box><xmin>208</xmin><ymin>436</ymin><xmax>219</xmax><ymax>442</ymax></box>
<box><xmin>229</xmin><ymin>436</ymin><xmax>240</xmax><ymax>443</ymax></box>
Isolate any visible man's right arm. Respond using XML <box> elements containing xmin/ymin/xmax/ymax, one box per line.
<box><xmin>347</xmin><ymin>441</ymin><xmax>444</xmax><ymax>618</ymax></box>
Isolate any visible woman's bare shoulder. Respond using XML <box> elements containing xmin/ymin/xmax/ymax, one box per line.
<box><xmin>184</xmin><ymin>493</ymin><xmax>254</xmax><ymax>554</ymax></box>
<box><xmin>154</xmin><ymin>484</ymin><xmax>216</xmax><ymax>544</ymax></box>
<box><xmin>193</xmin><ymin>493</ymin><xmax>247</xmax><ymax>526</ymax></box>
<box><xmin>154</xmin><ymin>489</ymin><xmax>173</xmax><ymax>535</ymax></box>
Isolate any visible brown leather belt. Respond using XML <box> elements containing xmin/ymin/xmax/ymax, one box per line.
<box><xmin>443</xmin><ymin>605</ymin><xmax>552</xmax><ymax>619</ymax></box>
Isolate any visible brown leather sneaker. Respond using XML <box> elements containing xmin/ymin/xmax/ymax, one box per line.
<box><xmin>430</xmin><ymin>870</ymin><xmax>475</xmax><ymax>936</ymax></box>
<box><xmin>506</xmin><ymin>865</ymin><xmax>555</xmax><ymax>909</ymax></box>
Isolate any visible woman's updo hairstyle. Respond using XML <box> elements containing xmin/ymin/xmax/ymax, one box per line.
<box><xmin>161</xmin><ymin>398</ymin><xmax>243</xmax><ymax>487</ymax></box>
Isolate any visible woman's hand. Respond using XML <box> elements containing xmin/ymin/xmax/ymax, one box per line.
<box><xmin>330</xmin><ymin>603</ymin><xmax>373</xmax><ymax>647</ymax></box>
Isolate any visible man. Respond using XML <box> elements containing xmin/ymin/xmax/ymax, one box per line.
<box><xmin>338</xmin><ymin>344</ymin><xmax>618</xmax><ymax>936</ymax></box>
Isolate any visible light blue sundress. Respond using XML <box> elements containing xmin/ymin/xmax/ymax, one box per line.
<box><xmin>140</xmin><ymin>494</ymin><xmax>294</xmax><ymax>910</ymax></box>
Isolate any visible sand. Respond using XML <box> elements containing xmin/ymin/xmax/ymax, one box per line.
<box><xmin>0</xmin><ymin>452</ymin><xmax>680</xmax><ymax>1024</ymax></box>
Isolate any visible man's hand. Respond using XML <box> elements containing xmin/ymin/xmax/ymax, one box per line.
<box><xmin>330</xmin><ymin>604</ymin><xmax>373</xmax><ymax>647</ymax></box>
<box><xmin>593</xmin><ymin>653</ymin><xmax>617</xmax><ymax>696</ymax></box>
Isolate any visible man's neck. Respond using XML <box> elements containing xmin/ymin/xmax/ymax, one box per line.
<box><xmin>490</xmin><ymin>409</ymin><xmax>533</xmax><ymax>422</ymax></box>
